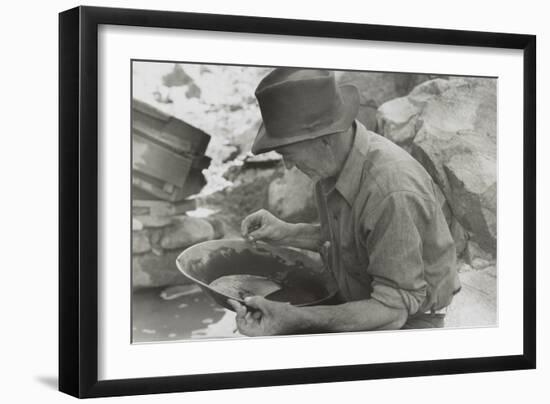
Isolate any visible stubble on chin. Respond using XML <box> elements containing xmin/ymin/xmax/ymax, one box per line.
<box><xmin>297</xmin><ymin>167</ymin><xmax>319</xmax><ymax>182</ymax></box>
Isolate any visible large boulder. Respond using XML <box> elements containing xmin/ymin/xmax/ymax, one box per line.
<box><xmin>336</xmin><ymin>71</ymin><xmax>438</xmax><ymax>130</ymax></box>
<box><xmin>377</xmin><ymin>78</ymin><xmax>496</xmax><ymax>148</ymax></box>
<box><xmin>160</xmin><ymin>216</ymin><xmax>216</xmax><ymax>250</ymax></box>
<box><xmin>376</xmin><ymin>78</ymin><xmax>497</xmax><ymax>256</ymax></box>
<box><xmin>132</xmin><ymin>230</ymin><xmax>151</xmax><ymax>254</ymax></box>
<box><xmin>267</xmin><ymin>167</ymin><xmax>318</xmax><ymax>223</ymax></box>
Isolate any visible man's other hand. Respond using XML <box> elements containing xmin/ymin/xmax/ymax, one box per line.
<box><xmin>227</xmin><ymin>296</ymin><xmax>304</xmax><ymax>336</ymax></box>
<box><xmin>241</xmin><ymin>209</ymin><xmax>293</xmax><ymax>244</ymax></box>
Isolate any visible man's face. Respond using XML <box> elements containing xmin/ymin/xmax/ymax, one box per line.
<box><xmin>276</xmin><ymin>138</ymin><xmax>334</xmax><ymax>181</ymax></box>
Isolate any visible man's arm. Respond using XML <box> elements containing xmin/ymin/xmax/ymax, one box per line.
<box><xmin>229</xmin><ymin>296</ymin><xmax>408</xmax><ymax>336</ymax></box>
<box><xmin>299</xmin><ymin>299</ymin><xmax>408</xmax><ymax>332</ymax></box>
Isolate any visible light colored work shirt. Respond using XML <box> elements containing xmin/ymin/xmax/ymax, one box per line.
<box><xmin>315</xmin><ymin>120</ymin><xmax>461</xmax><ymax>316</ymax></box>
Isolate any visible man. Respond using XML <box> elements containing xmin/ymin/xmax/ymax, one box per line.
<box><xmin>228</xmin><ymin>68</ymin><xmax>461</xmax><ymax>336</ymax></box>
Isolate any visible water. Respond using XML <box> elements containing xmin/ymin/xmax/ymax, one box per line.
<box><xmin>132</xmin><ymin>286</ymin><xmax>240</xmax><ymax>343</ymax></box>
<box><xmin>185</xmin><ymin>245</ymin><xmax>334</xmax><ymax>307</ymax></box>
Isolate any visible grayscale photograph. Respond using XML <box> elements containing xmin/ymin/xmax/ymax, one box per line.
<box><xmin>131</xmin><ymin>61</ymin><xmax>497</xmax><ymax>343</ymax></box>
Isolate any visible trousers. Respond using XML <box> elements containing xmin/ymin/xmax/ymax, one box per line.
<box><xmin>401</xmin><ymin>312</ymin><xmax>446</xmax><ymax>329</ymax></box>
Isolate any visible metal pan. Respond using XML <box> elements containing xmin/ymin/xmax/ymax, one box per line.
<box><xmin>175</xmin><ymin>239</ymin><xmax>338</xmax><ymax>311</ymax></box>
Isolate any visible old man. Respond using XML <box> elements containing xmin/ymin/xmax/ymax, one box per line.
<box><xmin>228</xmin><ymin>68</ymin><xmax>461</xmax><ymax>335</ymax></box>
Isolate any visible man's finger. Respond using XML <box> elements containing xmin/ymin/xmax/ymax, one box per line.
<box><xmin>227</xmin><ymin>299</ymin><xmax>247</xmax><ymax>318</ymax></box>
<box><xmin>240</xmin><ymin>216</ymin><xmax>252</xmax><ymax>237</ymax></box>
<box><xmin>241</xmin><ymin>211</ymin><xmax>262</xmax><ymax>236</ymax></box>
<box><xmin>245</xmin><ymin>311</ymin><xmax>253</xmax><ymax>323</ymax></box>
<box><xmin>244</xmin><ymin>296</ymin><xmax>270</xmax><ymax>313</ymax></box>
<box><xmin>251</xmin><ymin>310</ymin><xmax>263</xmax><ymax>321</ymax></box>
<box><xmin>247</xmin><ymin>225</ymin><xmax>269</xmax><ymax>241</ymax></box>
<box><xmin>242</xmin><ymin>210</ymin><xmax>271</xmax><ymax>236</ymax></box>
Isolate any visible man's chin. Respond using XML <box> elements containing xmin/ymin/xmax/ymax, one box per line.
<box><xmin>298</xmin><ymin>169</ymin><xmax>320</xmax><ymax>182</ymax></box>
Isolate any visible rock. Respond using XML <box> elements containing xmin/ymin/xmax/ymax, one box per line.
<box><xmin>223</xmin><ymin>159</ymin><xmax>281</xmax><ymax>186</ymax></box>
<box><xmin>132</xmin><ymin>250</ymin><xmax>188</xmax><ymax>289</ymax></box>
<box><xmin>450</xmin><ymin>218</ymin><xmax>468</xmax><ymax>257</ymax></box>
<box><xmin>152</xmin><ymin>86</ymin><xmax>172</xmax><ymax>104</ymax></box>
<box><xmin>221</xmin><ymin>164</ymin><xmax>243</xmax><ymax>183</ymax></box>
<box><xmin>199</xmin><ymin>165</ymin><xmax>279</xmax><ymax>233</ymax></box>
<box><xmin>443</xmin><ymin>147</ymin><xmax>496</xmax><ymax>254</ymax></box>
<box><xmin>228</xmin><ymin>104</ymin><xmax>243</xmax><ymax>112</ymax></box>
<box><xmin>412</xmin><ymin>129</ymin><xmax>496</xmax><ymax>254</ymax></box>
<box><xmin>377</xmin><ymin>96</ymin><xmax>422</xmax><ymax>150</ymax></box>
<box><xmin>151</xmin><ymin>245</ymin><xmax>164</xmax><ymax>256</ymax></box>
<box><xmin>206</xmin><ymin>217</ymin><xmax>226</xmax><ymax>239</ymax></box>
<box><xmin>160</xmin><ymin>216</ymin><xmax>215</xmax><ymax>250</ymax></box>
<box><xmin>433</xmin><ymin>182</ymin><xmax>451</xmax><ymax>224</ymax></box>
<box><xmin>377</xmin><ymin>78</ymin><xmax>497</xmax><ymax>256</ymax></box>
<box><xmin>337</xmin><ymin>71</ymin><xmax>437</xmax><ymax>130</ymax></box>
<box><xmin>132</xmin><ymin>230</ymin><xmax>151</xmax><ymax>254</ymax></box>
<box><xmin>132</xmin><ymin>199</ymin><xmax>197</xmax><ymax>217</ymax></box>
<box><xmin>462</xmin><ymin>240</ymin><xmax>493</xmax><ymax>267</ymax></box>
<box><xmin>227</xmin><ymin>118</ymin><xmax>263</xmax><ymax>158</ymax></box>
<box><xmin>471</xmin><ymin>258</ymin><xmax>492</xmax><ymax>270</ymax></box>
<box><xmin>132</xmin><ymin>206</ymin><xmax>149</xmax><ymax>216</ymax></box>
<box><xmin>220</xmin><ymin>144</ymin><xmax>241</xmax><ymax>163</ymax></box>
<box><xmin>445</xmin><ymin>266</ymin><xmax>496</xmax><ymax>328</ymax></box>
<box><xmin>149</xmin><ymin>228</ymin><xmax>163</xmax><ymax>247</ymax></box>
<box><xmin>134</xmin><ymin>214</ymin><xmax>172</xmax><ymax>228</ymax></box>
<box><xmin>432</xmin><ymin>183</ymin><xmax>467</xmax><ymax>256</ymax></box>
<box><xmin>162</xmin><ymin>64</ymin><xmax>194</xmax><ymax>87</ymax></box>
<box><xmin>243</xmin><ymin>151</ymin><xmax>282</xmax><ymax>166</ymax></box>
<box><xmin>160</xmin><ymin>284</ymin><xmax>202</xmax><ymax>300</ymax></box>
<box><xmin>377</xmin><ymin>78</ymin><xmax>496</xmax><ymax>147</ymax></box>
<box><xmin>224</xmin><ymin>176</ymin><xmax>272</xmax><ymax>214</ymax></box>
<box><xmin>456</xmin><ymin>260</ymin><xmax>473</xmax><ymax>273</ymax></box>
<box><xmin>185</xmin><ymin>82</ymin><xmax>202</xmax><ymax>99</ymax></box>
<box><xmin>267</xmin><ymin>167</ymin><xmax>318</xmax><ymax>223</ymax></box>
<box><xmin>132</xmin><ymin>218</ymin><xmax>144</xmax><ymax>231</ymax></box>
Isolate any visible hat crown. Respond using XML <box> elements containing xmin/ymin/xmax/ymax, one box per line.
<box><xmin>255</xmin><ymin>68</ymin><xmax>345</xmax><ymax>138</ymax></box>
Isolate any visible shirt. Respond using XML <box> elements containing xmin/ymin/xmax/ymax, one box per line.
<box><xmin>315</xmin><ymin>120</ymin><xmax>461</xmax><ymax>316</ymax></box>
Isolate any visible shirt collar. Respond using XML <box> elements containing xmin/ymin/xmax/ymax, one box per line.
<box><xmin>328</xmin><ymin>120</ymin><xmax>370</xmax><ymax>205</ymax></box>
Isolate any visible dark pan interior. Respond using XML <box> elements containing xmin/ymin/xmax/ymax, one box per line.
<box><xmin>176</xmin><ymin>239</ymin><xmax>338</xmax><ymax>310</ymax></box>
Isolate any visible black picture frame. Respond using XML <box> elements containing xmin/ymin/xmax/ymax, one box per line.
<box><xmin>59</xmin><ymin>5</ymin><xmax>536</xmax><ymax>398</ymax></box>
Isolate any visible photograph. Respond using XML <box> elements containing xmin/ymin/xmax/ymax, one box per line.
<box><xmin>130</xmin><ymin>61</ymin><xmax>498</xmax><ymax>343</ymax></box>
<box><xmin>56</xmin><ymin>4</ymin><xmax>537</xmax><ymax>398</ymax></box>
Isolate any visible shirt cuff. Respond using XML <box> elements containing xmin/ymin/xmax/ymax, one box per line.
<box><xmin>370</xmin><ymin>281</ymin><xmax>427</xmax><ymax>316</ymax></box>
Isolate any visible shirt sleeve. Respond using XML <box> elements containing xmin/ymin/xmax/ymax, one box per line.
<box><xmin>362</xmin><ymin>191</ymin><xmax>437</xmax><ymax>315</ymax></box>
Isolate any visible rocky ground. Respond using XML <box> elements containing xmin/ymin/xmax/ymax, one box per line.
<box><xmin>131</xmin><ymin>63</ymin><xmax>497</xmax><ymax>336</ymax></box>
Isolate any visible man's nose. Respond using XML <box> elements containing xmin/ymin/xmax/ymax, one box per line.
<box><xmin>282</xmin><ymin>157</ymin><xmax>295</xmax><ymax>170</ymax></box>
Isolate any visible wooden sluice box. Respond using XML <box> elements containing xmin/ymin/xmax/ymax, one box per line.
<box><xmin>132</xmin><ymin>99</ymin><xmax>212</xmax><ymax>202</ymax></box>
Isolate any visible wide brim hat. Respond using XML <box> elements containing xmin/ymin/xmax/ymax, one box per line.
<box><xmin>251</xmin><ymin>69</ymin><xmax>359</xmax><ymax>155</ymax></box>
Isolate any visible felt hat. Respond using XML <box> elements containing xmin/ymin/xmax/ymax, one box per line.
<box><xmin>251</xmin><ymin>68</ymin><xmax>359</xmax><ymax>155</ymax></box>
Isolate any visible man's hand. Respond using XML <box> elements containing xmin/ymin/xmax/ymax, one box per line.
<box><xmin>241</xmin><ymin>209</ymin><xmax>294</xmax><ymax>244</ymax></box>
<box><xmin>228</xmin><ymin>296</ymin><xmax>305</xmax><ymax>336</ymax></box>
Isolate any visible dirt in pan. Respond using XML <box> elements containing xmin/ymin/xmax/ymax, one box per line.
<box><xmin>209</xmin><ymin>274</ymin><xmax>282</xmax><ymax>300</ymax></box>
<box><xmin>198</xmin><ymin>248</ymin><xmax>329</xmax><ymax>306</ymax></box>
